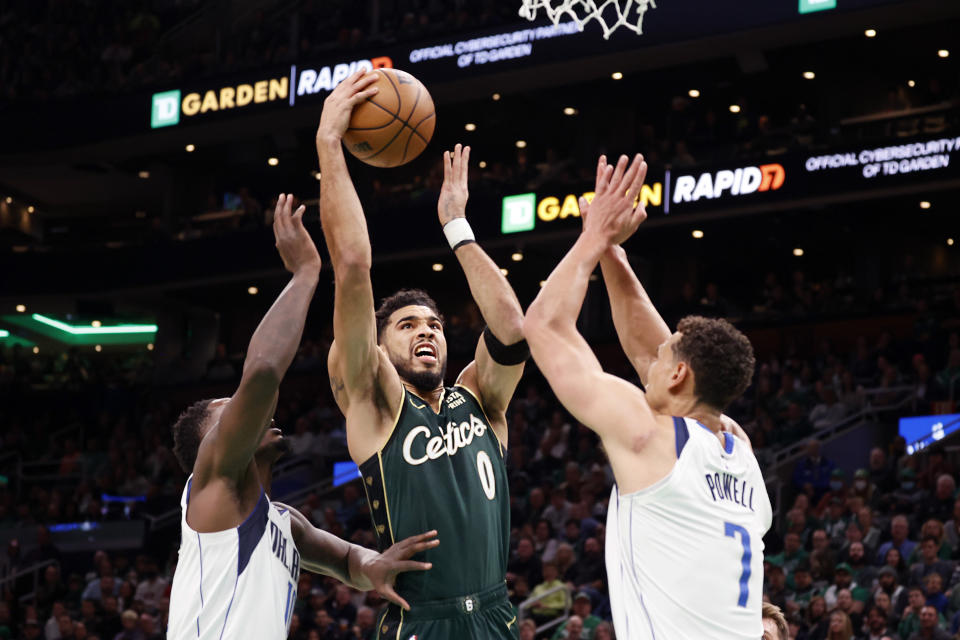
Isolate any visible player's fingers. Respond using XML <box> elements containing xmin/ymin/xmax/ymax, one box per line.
<box><xmin>610</xmin><ymin>154</ymin><xmax>629</xmax><ymax>190</ymax></box>
<box><xmin>460</xmin><ymin>145</ymin><xmax>470</xmax><ymax>182</ymax></box>
<box><xmin>396</xmin><ymin>561</ymin><xmax>433</xmax><ymax>573</ymax></box>
<box><xmin>380</xmin><ymin>585</ymin><xmax>411</xmax><ymax>611</ymax></box>
<box><xmin>595</xmin><ymin>155</ymin><xmax>606</xmax><ymax>188</ymax></box>
<box><xmin>596</xmin><ymin>163</ymin><xmax>615</xmax><ymax>194</ymax></box>
<box><xmin>350</xmin><ymin>86</ymin><xmax>379</xmax><ymax>105</ymax></box>
<box><xmin>353</xmin><ymin>70</ymin><xmax>378</xmax><ymax>89</ymax></box>
<box><xmin>442</xmin><ymin>150</ymin><xmax>451</xmax><ymax>181</ymax></box>
<box><xmin>452</xmin><ymin>143</ymin><xmax>462</xmax><ymax>178</ymax></box>
<box><xmin>403</xmin><ymin>539</ymin><xmax>440</xmax><ymax>557</ymax></box>
<box><xmin>622</xmin><ymin>154</ymin><xmax>645</xmax><ymax>201</ymax></box>
<box><xmin>276</xmin><ymin>194</ymin><xmax>288</xmax><ymax>228</ymax></box>
<box><xmin>292</xmin><ymin>204</ymin><xmax>306</xmax><ymax>223</ymax></box>
<box><xmin>400</xmin><ymin>530</ymin><xmax>438</xmax><ymax>550</ymax></box>
<box><xmin>629</xmin><ymin>160</ymin><xmax>648</xmax><ymax>209</ymax></box>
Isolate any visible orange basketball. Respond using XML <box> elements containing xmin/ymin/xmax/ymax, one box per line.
<box><xmin>343</xmin><ymin>68</ymin><xmax>436</xmax><ymax>168</ymax></box>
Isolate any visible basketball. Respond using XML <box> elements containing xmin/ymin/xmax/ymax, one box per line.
<box><xmin>343</xmin><ymin>68</ymin><xmax>436</xmax><ymax>168</ymax></box>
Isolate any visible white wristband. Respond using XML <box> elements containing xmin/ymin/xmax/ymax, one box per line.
<box><xmin>442</xmin><ymin>218</ymin><xmax>476</xmax><ymax>250</ymax></box>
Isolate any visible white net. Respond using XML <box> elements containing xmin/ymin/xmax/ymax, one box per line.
<box><xmin>519</xmin><ymin>0</ymin><xmax>657</xmax><ymax>39</ymax></box>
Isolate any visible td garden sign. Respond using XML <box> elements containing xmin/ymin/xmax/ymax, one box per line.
<box><xmin>500</xmin><ymin>135</ymin><xmax>960</xmax><ymax>235</ymax></box>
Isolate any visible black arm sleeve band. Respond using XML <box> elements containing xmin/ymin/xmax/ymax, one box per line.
<box><xmin>482</xmin><ymin>326</ymin><xmax>530</xmax><ymax>366</ymax></box>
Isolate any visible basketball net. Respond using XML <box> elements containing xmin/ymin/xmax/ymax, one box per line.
<box><xmin>519</xmin><ymin>0</ymin><xmax>657</xmax><ymax>39</ymax></box>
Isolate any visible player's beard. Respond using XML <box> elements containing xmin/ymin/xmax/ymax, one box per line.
<box><xmin>393</xmin><ymin>356</ymin><xmax>447</xmax><ymax>392</ymax></box>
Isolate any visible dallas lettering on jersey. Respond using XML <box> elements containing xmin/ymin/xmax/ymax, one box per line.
<box><xmin>269</xmin><ymin>520</ymin><xmax>301</xmax><ymax>582</ymax></box>
<box><xmin>402</xmin><ymin>414</ymin><xmax>487</xmax><ymax>466</ymax></box>
<box><xmin>704</xmin><ymin>473</ymin><xmax>756</xmax><ymax>511</ymax></box>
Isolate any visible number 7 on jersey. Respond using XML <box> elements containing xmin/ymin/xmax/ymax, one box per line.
<box><xmin>724</xmin><ymin>522</ymin><xmax>751</xmax><ymax>607</ymax></box>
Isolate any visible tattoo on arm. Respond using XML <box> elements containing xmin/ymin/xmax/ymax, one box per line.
<box><xmin>330</xmin><ymin>376</ymin><xmax>345</xmax><ymax>404</ymax></box>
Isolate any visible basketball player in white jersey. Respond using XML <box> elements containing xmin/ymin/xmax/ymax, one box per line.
<box><xmin>167</xmin><ymin>194</ymin><xmax>439</xmax><ymax>640</ymax></box>
<box><xmin>525</xmin><ymin>154</ymin><xmax>771</xmax><ymax>640</ymax></box>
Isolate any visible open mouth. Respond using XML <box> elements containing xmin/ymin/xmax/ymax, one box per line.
<box><xmin>413</xmin><ymin>342</ymin><xmax>438</xmax><ymax>364</ymax></box>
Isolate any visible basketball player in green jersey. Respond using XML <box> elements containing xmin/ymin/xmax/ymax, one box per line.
<box><xmin>316</xmin><ymin>70</ymin><xmax>528</xmax><ymax>640</ymax></box>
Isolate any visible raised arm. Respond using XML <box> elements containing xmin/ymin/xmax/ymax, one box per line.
<box><xmin>209</xmin><ymin>195</ymin><xmax>320</xmax><ymax>477</ymax></box>
<box><xmin>316</xmin><ymin>72</ymin><xmax>402</xmax><ymax>429</ymax></box>
<box><xmin>440</xmin><ymin>145</ymin><xmax>526</xmax><ymax>422</ymax></box>
<box><xmin>599</xmin><ymin>245</ymin><xmax>670</xmax><ymax>385</ymax></box>
<box><xmin>281</xmin><ymin>503</ymin><xmax>438</xmax><ymax>611</ymax></box>
<box><xmin>525</xmin><ymin>155</ymin><xmax>657</xmax><ymax>446</ymax></box>
<box><xmin>578</xmin><ymin>156</ymin><xmax>671</xmax><ymax>385</ymax></box>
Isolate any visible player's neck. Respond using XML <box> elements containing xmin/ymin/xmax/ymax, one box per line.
<box><xmin>403</xmin><ymin>381</ymin><xmax>444</xmax><ymax>411</ymax></box>
<box><xmin>254</xmin><ymin>459</ymin><xmax>274</xmax><ymax>497</ymax></box>
<box><xmin>670</xmin><ymin>397</ymin><xmax>723</xmax><ymax>433</ymax></box>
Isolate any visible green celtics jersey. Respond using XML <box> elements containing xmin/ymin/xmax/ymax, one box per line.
<box><xmin>360</xmin><ymin>385</ymin><xmax>510</xmax><ymax>602</ymax></box>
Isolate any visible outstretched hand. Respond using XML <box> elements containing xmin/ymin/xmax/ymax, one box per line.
<box><xmin>580</xmin><ymin>154</ymin><xmax>648</xmax><ymax>247</ymax></box>
<box><xmin>273</xmin><ymin>193</ymin><xmax>321</xmax><ymax>274</ymax></box>
<box><xmin>437</xmin><ymin>143</ymin><xmax>470</xmax><ymax>226</ymax></box>
<box><xmin>316</xmin><ymin>70</ymin><xmax>380</xmax><ymax>143</ymax></box>
<box><xmin>353</xmin><ymin>530</ymin><xmax>439</xmax><ymax>611</ymax></box>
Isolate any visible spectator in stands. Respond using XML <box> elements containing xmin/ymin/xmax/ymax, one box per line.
<box><xmin>99</xmin><ymin>596</ymin><xmax>121</xmax><ymax>640</ymax></box>
<box><xmin>21</xmin><ymin>616</ymin><xmax>41</xmax><ymax>640</ymax></box>
<box><xmin>79</xmin><ymin>600</ymin><xmax>100</xmax><ymax>636</ymax></box>
<box><xmin>555</xmin><ymin>615</ymin><xmax>584</xmax><ymax>640</ymax></box>
<box><xmin>552</xmin><ymin>592</ymin><xmax>602</xmax><ymax>640</ymax></box>
<box><xmin>765</xmin><ymin>559</ymin><xmax>789</xmax><ymax>611</ymax></box>
<box><xmin>884</xmin><ymin>547</ymin><xmax>909</xmax><ymax>585</ymax></box>
<box><xmin>351</xmin><ymin>606</ymin><xmax>375</xmax><ymax>640</ymax></box>
<box><xmin>528</xmin><ymin>561</ymin><xmax>569</xmax><ymax>625</ymax></box>
<box><xmin>793</xmin><ymin>440</ymin><xmax>835</xmax><ymax>500</ymax></box>
<box><xmin>869</xmin><ymin>447</ymin><xmax>897</xmax><ymax>493</ymax></box>
<box><xmin>518</xmin><ymin>619</ymin><xmax>536</xmax><ymax>640</ymax></box>
<box><xmin>884</xmin><ymin>469</ymin><xmax>930</xmax><ymax>517</ymax></box>
<box><xmin>44</xmin><ymin>601</ymin><xmax>67</xmax><ymax>639</ymax></box>
<box><xmin>900</xmin><ymin>587</ymin><xmax>931</xmax><ymax>638</ymax></box>
<box><xmin>861</xmin><ymin>605</ymin><xmax>897</xmax><ymax>640</ymax></box>
<box><xmin>849</xmin><ymin>469</ymin><xmax>876</xmax><ymax>506</ymax></box>
<box><xmin>908</xmin><ymin>536</ymin><xmax>954</xmax><ymax>587</ymax></box>
<box><xmin>581</xmin><ymin>621</ymin><xmax>608</xmax><ymax>640</ymax></box>
<box><xmin>82</xmin><ymin>573</ymin><xmax>118</xmax><ymax>604</ymax></box>
<box><xmin>920</xmin><ymin>476</ymin><xmax>956</xmax><ymax>524</ymax></box>
<box><xmin>112</xmin><ymin>609</ymin><xmax>143</xmax><ymax>640</ymax></box>
<box><xmin>770</xmin><ymin>532</ymin><xmax>810</xmax><ymax>576</ymax></box>
<box><xmin>835</xmin><ymin>588</ymin><xmax>863</xmax><ymax>632</ymax></box>
<box><xmin>817</xmin><ymin>470</ymin><xmax>849</xmax><ymax>516</ymax></box>
<box><xmin>555</xmin><ymin>543</ymin><xmax>577</xmax><ymax>585</ymax></box>
<box><xmin>507</xmin><ymin>537</ymin><xmax>543</xmax><ymax>590</ymax></box>
<box><xmin>287</xmin><ymin>417</ymin><xmax>315</xmax><ymax>458</ymax></box>
<box><xmin>826</xmin><ymin>609</ymin><xmax>855</xmax><ymax>640</ymax></box>
<box><xmin>787</xmin><ymin>562</ymin><xmax>819</xmax><ymax>611</ymax></box>
<box><xmin>944</xmin><ymin>499</ymin><xmax>960</xmax><ymax>551</ymax></box>
<box><xmin>534</xmin><ymin>519</ymin><xmax>559</xmax><ymax>563</ymax></box>
<box><xmin>908</xmin><ymin>605</ymin><xmax>950</xmax><ymax>640</ymax></box>
<box><xmin>570</xmin><ymin>538</ymin><xmax>605</xmax><ymax>595</ymax></box>
<box><xmin>824</xmin><ymin>564</ymin><xmax>863</xmax><ymax>609</ymax></box>
<box><xmin>811</xmin><ymin>528</ymin><xmax>837</xmax><ymax>582</ymax></box>
<box><xmin>922</xmin><ymin>573</ymin><xmax>947</xmax><ymax>614</ymax></box>
<box><xmin>36</xmin><ymin>565</ymin><xmax>67</xmax><ymax>615</ymax></box>
<box><xmin>876</xmin><ymin>566</ymin><xmax>907</xmax><ymax>617</ymax></box>
<box><xmin>878</xmin><ymin>516</ymin><xmax>918</xmax><ymax>565</ymax></box>
<box><xmin>857</xmin><ymin>507</ymin><xmax>883</xmax><ymax>553</ymax></box>
<box><xmin>23</xmin><ymin>527</ymin><xmax>62</xmax><ymax>568</ymax></box>
<box><xmin>810</xmin><ymin>385</ymin><xmax>848</xmax><ymax>429</ymax></box>
<box><xmin>845</xmin><ymin>541</ymin><xmax>876</xmax><ymax>589</ymax></box>
<box><xmin>132</xmin><ymin>563</ymin><xmax>166</xmax><ymax>614</ymax></box>
<box><xmin>325</xmin><ymin>585</ymin><xmax>357</xmax><ymax>628</ymax></box>
<box><xmin>543</xmin><ymin>488</ymin><xmax>572</xmax><ymax>534</ymax></box>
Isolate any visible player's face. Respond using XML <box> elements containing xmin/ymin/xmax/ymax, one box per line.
<box><xmin>381</xmin><ymin>305</ymin><xmax>447</xmax><ymax>390</ymax></box>
<box><xmin>644</xmin><ymin>333</ymin><xmax>683</xmax><ymax>410</ymax></box>
<box><xmin>255</xmin><ymin>421</ymin><xmax>289</xmax><ymax>464</ymax></box>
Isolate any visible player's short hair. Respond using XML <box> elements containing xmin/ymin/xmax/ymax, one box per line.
<box><xmin>674</xmin><ymin>316</ymin><xmax>755</xmax><ymax>411</ymax></box>
<box><xmin>375</xmin><ymin>289</ymin><xmax>443</xmax><ymax>341</ymax></box>
<box><xmin>762</xmin><ymin>602</ymin><xmax>788</xmax><ymax>640</ymax></box>
<box><xmin>172</xmin><ymin>399</ymin><xmax>214</xmax><ymax>472</ymax></box>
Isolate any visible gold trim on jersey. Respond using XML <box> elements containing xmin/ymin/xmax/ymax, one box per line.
<box><xmin>395</xmin><ymin>609</ymin><xmax>404</xmax><ymax>640</ymax></box>
<box><xmin>454</xmin><ymin>383</ymin><xmax>506</xmax><ymax>456</ymax></box>
<box><xmin>377</xmin><ymin>450</ymin><xmax>396</xmax><ymax>545</ymax></box>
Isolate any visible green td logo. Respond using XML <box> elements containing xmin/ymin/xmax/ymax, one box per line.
<box><xmin>151</xmin><ymin>90</ymin><xmax>181</xmax><ymax>128</ymax></box>
<box><xmin>798</xmin><ymin>0</ymin><xmax>836</xmax><ymax>14</ymax></box>
<box><xmin>501</xmin><ymin>193</ymin><xmax>536</xmax><ymax>234</ymax></box>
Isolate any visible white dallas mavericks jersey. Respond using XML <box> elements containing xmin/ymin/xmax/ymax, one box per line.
<box><xmin>168</xmin><ymin>477</ymin><xmax>300</xmax><ymax>639</ymax></box>
<box><xmin>606</xmin><ymin>417</ymin><xmax>771</xmax><ymax>640</ymax></box>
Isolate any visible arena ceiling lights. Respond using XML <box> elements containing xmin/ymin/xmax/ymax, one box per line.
<box><xmin>1</xmin><ymin>313</ymin><xmax>157</xmax><ymax>345</ymax></box>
